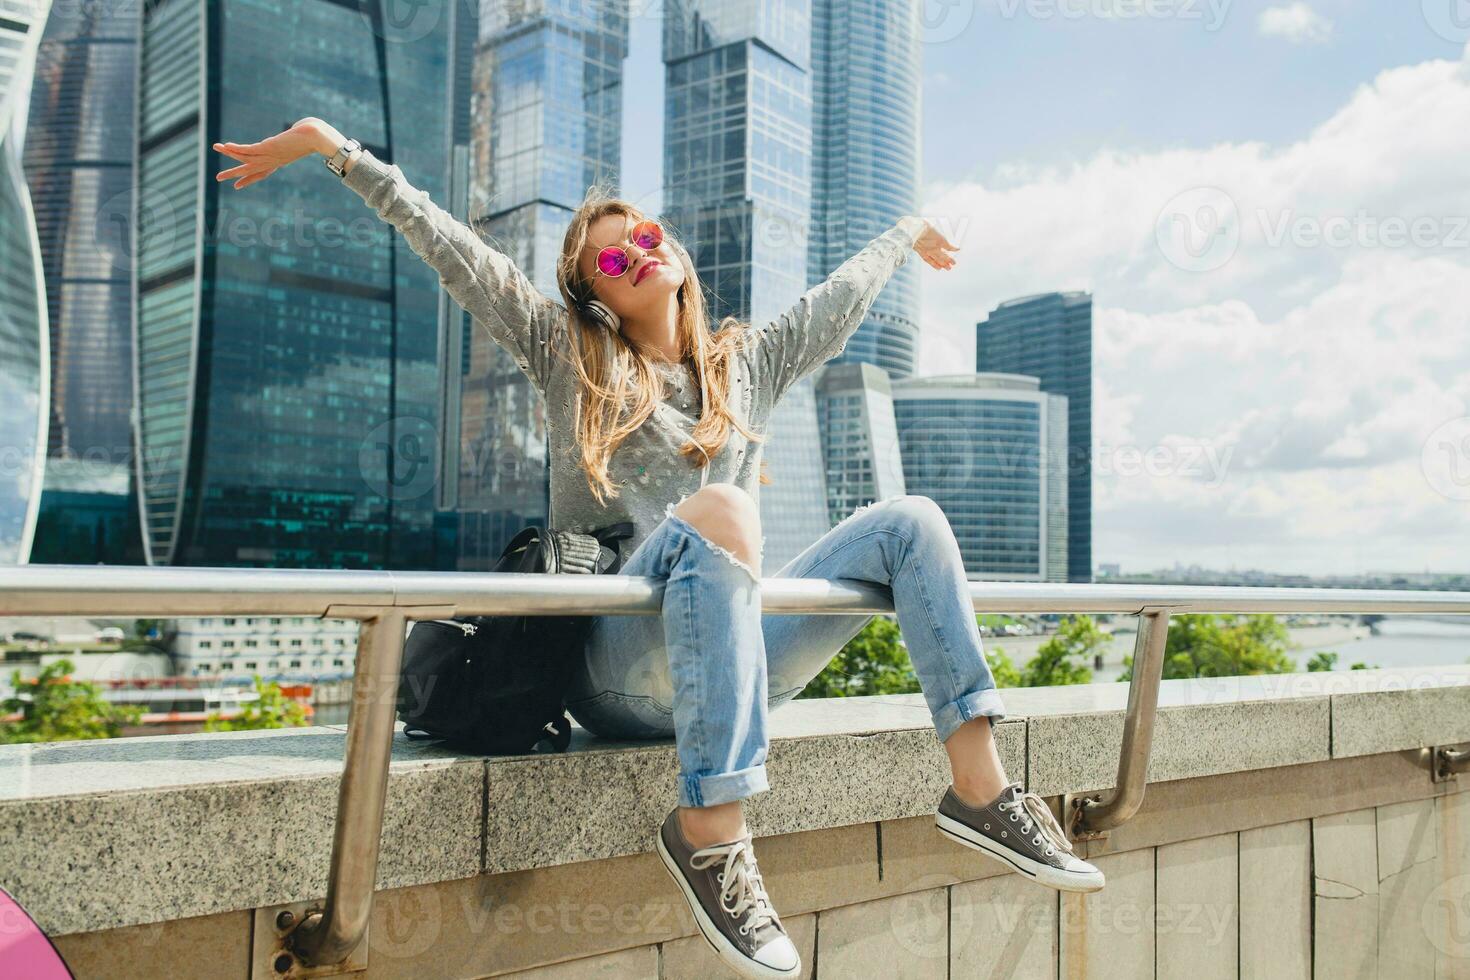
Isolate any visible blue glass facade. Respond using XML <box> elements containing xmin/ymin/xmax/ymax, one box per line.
<box><xmin>663</xmin><ymin>0</ymin><xmax>831</xmax><ymax>572</ymax></box>
<box><xmin>893</xmin><ymin>374</ymin><xmax>1068</xmax><ymax>581</ymax></box>
<box><xmin>23</xmin><ymin>0</ymin><xmax>144</xmax><ymax>564</ymax></box>
<box><xmin>0</xmin><ymin>1</ymin><xmax>51</xmax><ymax>565</ymax></box>
<box><xmin>809</xmin><ymin>0</ymin><xmax>921</xmax><ymax>380</ymax></box>
<box><xmin>815</xmin><ymin>362</ymin><xmax>906</xmax><ymax>525</ymax></box>
<box><xmin>133</xmin><ymin>0</ymin><xmax>474</xmax><ymax>568</ymax></box>
<box><xmin>976</xmin><ymin>291</ymin><xmax>1093</xmax><ymax>582</ymax></box>
<box><xmin>454</xmin><ymin>0</ymin><xmax>628</xmax><ymax>569</ymax></box>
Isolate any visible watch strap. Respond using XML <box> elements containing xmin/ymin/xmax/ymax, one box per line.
<box><xmin>325</xmin><ymin>137</ymin><xmax>362</xmax><ymax>178</ymax></box>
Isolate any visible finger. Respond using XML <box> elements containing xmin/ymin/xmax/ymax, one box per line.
<box><xmin>213</xmin><ymin>141</ymin><xmax>261</xmax><ymax>161</ymax></box>
<box><xmin>215</xmin><ymin>164</ymin><xmax>250</xmax><ymax>181</ymax></box>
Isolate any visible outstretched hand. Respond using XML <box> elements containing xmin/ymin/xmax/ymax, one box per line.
<box><xmin>213</xmin><ymin>117</ymin><xmax>340</xmax><ymax>190</ymax></box>
<box><xmin>912</xmin><ymin>219</ymin><xmax>959</xmax><ymax>270</ymax></box>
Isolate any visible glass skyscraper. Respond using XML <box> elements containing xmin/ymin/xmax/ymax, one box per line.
<box><xmin>133</xmin><ymin>0</ymin><xmax>474</xmax><ymax>568</ymax></box>
<box><xmin>662</xmin><ymin>0</ymin><xmax>831</xmax><ymax>572</ymax></box>
<box><xmin>815</xmin><ymin>361</ymin><xmax>905</xmax><ymax>525</ymax></box>
<box><xmin>0</xmin><ymin>0</ymin><xmax>51</xmax><ymax>565</ymax></box>
<box><xmin>893</xmin><ymin>373</ymin><xmax>1068</xmax><ymax>581</ymax></box>
<box><xmin>23</xmin><ymin>0</ymin><xmax>143</xmax><ymax>564</ymax></box>
<box><xmin>452</xmin><ymin>0</ymin><xmax>629</xmax><ymax>570</ymax></box>
<box><xmin>976</xmin><ymin>291</ymin><xmax>1093</xmax><ymax>582</ymax></box>
<box><xmin>809</xmin><ymin>0</ymin><xmax>921</xmax><ymax>381</ymax></box>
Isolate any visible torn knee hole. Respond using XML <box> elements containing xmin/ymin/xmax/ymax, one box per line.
<box><xmin>665</xmin><ymin>499</ymin><xmax>761</xmax><ymax>581</ymax></box>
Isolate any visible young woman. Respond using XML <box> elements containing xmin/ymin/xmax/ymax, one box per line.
<box><xmin>215</xmin><ymin>118</ymin><xmax>1103</xmax><ymax>980</ymax></box>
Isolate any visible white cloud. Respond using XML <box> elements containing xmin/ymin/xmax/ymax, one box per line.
<box><xmin>1258</xmin><ymin>3</ymin><xmax>1334</xmax><ymax>44</ymax></box>
<box><xmin>915</xmin><ymin>45</ymin><xmax>1470</xmax><ymax>573</ymax></box>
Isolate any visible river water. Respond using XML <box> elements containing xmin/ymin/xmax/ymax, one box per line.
<box><xmin>989</xmin><ymin>617</ymin><xmax>1470</xmax><ymax>685</ymax></box>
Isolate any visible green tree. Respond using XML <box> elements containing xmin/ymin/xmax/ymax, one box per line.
<box><xmin>0</xmin><ymin>659</ymin><xmax>142</xmax><ymax>743</ymax></box>
<box><xmin>985</xmin><ymin>646</ymin><xmax>1023</xmax><ymax>688</ymax></box>
<box><xmin>205</xmin><ymin>675</ymin><xmax>310</xmax><ymax>731</ymax></box>
<box><xmin>1306</xmin><ymin>651</ymin><xmax>1338</xmax><ymax>672</ymax></box>
<box><xmin>1018</xmin><ymin>615</ymin><xmax>1101</xmax><ymax>687</ymax></box>
<box><xmin>1120</xmin><ymin>614</ymin><xmax>1295</xmax><ymax>681</ymax></box>
<box><xmin>799</xmin><ymin>616</ymin><xmax>920</xmax><ymax>698</ymax></box>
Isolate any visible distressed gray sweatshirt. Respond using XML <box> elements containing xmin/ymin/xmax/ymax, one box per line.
<box><xmin>342</xmin><ymin>147</ymin><xmax>926</xmax><ymax>566</ymax></box>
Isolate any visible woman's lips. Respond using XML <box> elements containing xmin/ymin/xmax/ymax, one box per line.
<box><xmin>634</xmin><ymin>260</ymin><xmax>661</xmax><ymax>286</ymax></box>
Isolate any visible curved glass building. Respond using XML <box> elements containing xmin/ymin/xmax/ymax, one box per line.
<box><xmin>132</xmin><ymin>0</ymin><xmax>476</xmax><ymax>568</ymax></box>
<box><xmin>22</xmin><ymin>0</ymin><xmax>142</xmax><ymax>563</ymax></box>
<box><xmin>809</xmin><ymin>0</ymin><xmax>922</xmax><ymax>380</ymax></box>
<box><xmin>893</xmin><ymin>373</ymin><xmax>1068</xmax><ymax>581</ymax></box>
<box><xmin>0</xmin><ymin>0</ymin><xmax>52</xmax><ymax>565</ymax></box>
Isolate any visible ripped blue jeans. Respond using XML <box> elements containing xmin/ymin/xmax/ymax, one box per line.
<box><xmin>564</xmin><ymin>493</ymin><xmax>1006</xmax><ymax>809</ymax></box>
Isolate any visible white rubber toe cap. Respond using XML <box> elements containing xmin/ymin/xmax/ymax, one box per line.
<box><xmin>754</xmin><ymin>934</ymin><xmax>800</xmax><ymax>972</ymax></box>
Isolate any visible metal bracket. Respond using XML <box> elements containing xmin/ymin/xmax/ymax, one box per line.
<box><xmin>1431</xmin><ymin>744</ymin><xmax>1469</xmax><ymax>783</ymax></box>
<box><xmin>252</xmin><ymin>903</ymin><xmax>368</xmax><ymax>978</ymax></box>
<box><xmin>1068</xmin><ymin>605</ymin><xmax>1174</xmax><ymax>841</ymax></box>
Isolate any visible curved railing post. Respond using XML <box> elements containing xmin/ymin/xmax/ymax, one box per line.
<box><xmin>1071</xmin><ymin>606</ymin><xmax>1172</xmax><ymax>838</ymax></box>
<box><xmin>284</xmin><ymin>608</ymin><xmax>409</xmax><ymax>969</ymax></box>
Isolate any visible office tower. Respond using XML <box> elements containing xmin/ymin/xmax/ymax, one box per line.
<box><xmin>0</xmin><ymin>0</ymin><xmax>52</xmax><ymax>564</ymax></box>
<box><xmin>893</xmin><ymin>373</ymin><xmax>1068</xmax><ymax>581</ymax></box>
<box><xmin>132</xmin><ymin>0</ymin><xmax>474</xmax><ymax>568</ymax></box>
<box><xmin>977</xmin><ymin>291</ymin><xmax>1093</xmax><ymax>582</ymax></box>
<box><xmin>815</xmin><ymin>362</ymin><xmax>905</xmax><ymax>525</ymax></box>
<box><xmin>22</xmin><ymin>1</ymin><xmax>143</xmax><ymax>563</ymax></box>
<box><xmin>454</xmin><ymin>1</ymin><xmax>629</xmax><ymax>570</ymax></box>
<box><xmin>663</xmin><ymin>0</ymin><xmax>831</xmax><ymax>572</ymax></box>
<box><xmin>809</xmin><ymin>0</ymin><xmax>922</xmax><ymax>381</ymax></box>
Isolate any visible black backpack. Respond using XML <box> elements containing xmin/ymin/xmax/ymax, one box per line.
<box><xmin>395</xmin><ymin>521</ymin><xmax>635</xmax><ymax>755</ymax></box>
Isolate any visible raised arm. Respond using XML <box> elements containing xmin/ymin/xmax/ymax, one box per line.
<box><xmin>340</xmin><ymin>148</ymin><xmax>566</xmax><ymax>396</ymax></box>
<box><xmin>213</xmin><ymin>118</ymin><xmax>567</xmax><ymax>397</ymax></box>
<box><xmin>742</xmin><ymin>215</ymin><xmax>930</xmax><ymax>407</ymax></box>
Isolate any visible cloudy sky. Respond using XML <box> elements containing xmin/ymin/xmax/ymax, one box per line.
<box><xmin>623</xmin><ymin>1</ymin><xmax>1470</xmax><ymax>576</ymax></box>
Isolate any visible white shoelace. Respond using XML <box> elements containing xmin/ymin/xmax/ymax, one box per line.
<box><xmin>997</xmin><ymin>790</ymin><xmax>1075</xmax><ymax>858</ymax></box>
<box><xmin>688</xmin><ymin>834</ymin><xmax>778</xmax><ymax>937</ymax></box>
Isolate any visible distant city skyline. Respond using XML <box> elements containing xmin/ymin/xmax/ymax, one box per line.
<box><xmin>623</xmin><ymin>3</ymin><xmax>1470</xmax><ymax>576</ymax></box>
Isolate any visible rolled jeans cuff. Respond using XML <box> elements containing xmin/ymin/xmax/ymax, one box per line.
<box><xmin>680</xmin><ymin>762</ymin><xmax>770</xmax><ymax>808</ymax></box>
<box><xmin>933</xmin><ymin>687</ymin><xmax>1007</xmax><ymax>745</ymax></box>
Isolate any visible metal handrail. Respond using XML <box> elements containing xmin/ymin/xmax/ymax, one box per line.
<box><xmin>5</xmin><ymin>565</ymin><xmax>1469</xmax><ymax>969</ymax></box>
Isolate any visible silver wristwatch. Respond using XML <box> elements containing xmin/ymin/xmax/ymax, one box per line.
<box><xmin>324</xmin><ymin>137</ymin><xmax>361</xmax><ymax>178</ymax></box>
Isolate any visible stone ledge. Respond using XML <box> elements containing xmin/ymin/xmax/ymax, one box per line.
<box><xmin>3</xmin><ymin>665</ymin><xmax>1467</xmax><ymax>937</ymax></box>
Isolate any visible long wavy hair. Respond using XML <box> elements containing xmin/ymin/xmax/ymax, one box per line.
<box><xmin>547</xmin><ymin>177</ymin><xmax>772</xmax><ymax>506</ymax></box>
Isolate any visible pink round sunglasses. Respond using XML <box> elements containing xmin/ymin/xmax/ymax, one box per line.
<box><xmin>589</xmin><ymin>219</ymin><xmax>664</xmax><ymax>278</ymax></box>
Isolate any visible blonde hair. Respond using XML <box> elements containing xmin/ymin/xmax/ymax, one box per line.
<box><xmin>549</xmin><ymin>177</ymin><xmax>772</xmax><ymax>506</ymax></box>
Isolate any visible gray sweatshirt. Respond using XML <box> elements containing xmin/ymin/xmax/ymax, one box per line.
<box><xmin>342</xmin><ymin>147</ymin><xmax>926</xmax><ymax>566</ymax></box>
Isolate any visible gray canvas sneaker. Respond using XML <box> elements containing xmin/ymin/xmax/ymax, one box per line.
<box><xmin>655</xmin><ymin>807</ymin><xmax>801</xmax><ymax>979</ymax></box>
<box><xmin>936</xmin><ymin>782</ymin><xmax>1105</xmax><ymax>893</ymax></box>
